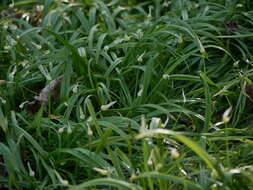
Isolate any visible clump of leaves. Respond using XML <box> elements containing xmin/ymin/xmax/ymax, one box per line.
<box><xmin>1</xmin><ymin>0</ymin><xmax>253</xmax><ymax>190</ymax></box>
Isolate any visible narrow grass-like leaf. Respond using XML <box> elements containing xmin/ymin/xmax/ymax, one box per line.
<box><xmin>137</xmin><ymin>172</ymin><xmax>203</xmax><ymax>190</ymax></box>
<box><xmin>136</xmin><ymin>129</ymin><xmax>223</xmax><ymax>178</ymax></box>
<box><xmin>69</xmin><ymin>178</ymin><xmax>143</xmax><ymax>190</ymax></box>
<box><xmin>0</xmin><ymin>105</ymin><xmax>8</xmax><ymax>133</ymax></box>
<box><xmin>200</xmin><ymin>72</ymin><xmax>213</xmax><ymax>132</ymax></box>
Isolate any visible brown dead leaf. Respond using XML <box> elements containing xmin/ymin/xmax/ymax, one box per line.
<box><xmin>246</xmin><ymin>84</ymin><xmax>253</xmax><ymax>102</ymax></box>
<box><xmin>0</xmin><ymin>80</ymin><xmax>16</xmax><ymax>84</ymax></box>
<box><xmin>34</xmin><ymin>75</ymin><xmax>63</xmax><ymax>104</ymax></box>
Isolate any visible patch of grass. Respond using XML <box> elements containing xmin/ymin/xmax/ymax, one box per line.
<box><xmin>1</xmin><ymin>0</ymin><xmax>253</xmax><ymax>189</ymax></box>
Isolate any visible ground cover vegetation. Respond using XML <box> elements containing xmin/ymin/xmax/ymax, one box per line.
<box><xmin>1</xmin><ymin>0</ymin><xmax>253</xmax><ymax>189</ymax></box>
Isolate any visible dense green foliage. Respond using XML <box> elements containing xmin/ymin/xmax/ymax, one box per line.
<box><xmin>1</xmin><ymin>0</ymin><xmax>253</xmax><ymax>189</ymax></box>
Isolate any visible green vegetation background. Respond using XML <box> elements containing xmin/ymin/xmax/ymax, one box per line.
<box><xmin>1</xmin><ymin>0</ymin><xmax>253</xmax><ymax>189</ymax></box>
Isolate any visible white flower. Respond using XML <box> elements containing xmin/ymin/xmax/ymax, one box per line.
<box><xmin>87</xmin><ymin>125</ymin><xmax>93</xmax><ymax>136</ymax></box>
<box><xmin>162</xmin><ymin>74</ymin><xmax>170</xmax><ymax>80</ymax></box>
<box><xmin>222</xmin><ymin>107</ymin><xmax>232</xmax><ymax>123</ymax></box>
<box><xmin>60</xmin><ymin>179</ymin><xmax>69</xmax><ymax>186</ymax></box>
<box><xmin>137</xmin><ymin>57</ymin><xmax>143</xmax><ymax>62</ymax></box>
<box><xmin>0</xmin><ymin>97</ymin><xmax>6</xmax><ymax>104</ymax></box>
<box><xmin>93</xmin><ymin>167</ymin><xmax>108</xmax><ymax>176</ymax></box>
<box><xmin>36</xmin><ymin>5</ymin><xmax>44</xmax><ymax>11</ymax></box>
<box><xmin>87</xmin><ymin>116</ymin><xmax>92</xmax><ymax>123</ymax></box>
<box><xmin>103</xmin><ymin>45</ymin><xmax>109</xmax><ymax>51</ymax></box>
<box><xmin>4</xmin><ymin>46</ymin><xmax>11</xmax><ymax>50</ymax></box>
<box><xmin>130</xmin><ymin>173</ymin><xmax>137</xmax><ymax>181</ymax></box>
<box><xmin>54</xmin><ymin>170</ymin><xmax>69</xmax><ymax>186</ymax></box>
<box><xmin>20</xmin><ymin>60</ymin><xmax>29</xmax><ymax>67</ymax></box>
<box><xmin>79</xmin><ymin>107</ymin><xmax>85</xmax><ymax>120</ymax></box>
<box><xmin>147</xmin><ymin>6</ymin><xmax>153</xmax><ymax>18</ymax></box>
<box><xmin>9</xmin><ymin>66</ymin><xmax>17</xmax><ymax>80</ymax></box>
<box><xmin>72</xmin><ymin>84</ymin><xmax>78</xmax><ymax>93</ymax></box>
<box><xmin>236</xmin><ymin>3</ymin><xmax>243</xmax><ymax>8</ymax></box>
<box><xmin>3</xmin><ymin>24</ymin><xmax>8</xmax><ymax>30</ymax></box>
<box><xmin>80</xmin><ymin>114</ymin><xmax>85</xmax><ymax>120</ymax></box>
<box><xmin>200</xmin><ymin>46</ymin><xmax>206</xmax><ymax>54</ymax></box>
<box><xmin>101</xmin><ymin>101</ymin><xmax>117</xmax><ymax>111</ymax></box>
<box><xmin>178</xmin><ymin>36</ymin><xmax>183</xmax><ymax>44</ymax></box>
<box><xmin>124</xmin><ymin>34</ymin><xmax>131</xmax><ymax>41</ymax></box>
<box><xmin>137</xmin><ymin>52</ymin><xmax>145</xmax><ymax>62</ymax></box>
<box><xmin>211</xmin><ymin>170</ymin><xmax>218</xmax><ymax>179</ymax></box>
<box><xmin>155</xmin><ymin>163</ymin><xmax>163</xmax><ymax>171</ymax></box>
<box><xmin>9</xmin><ymin>37</ymin><xmax>17</xmax><ymax>46</ymax></box>
<box><xmin>67</xmin><ymin>127</ymin><xmax>72</xmax><ymax>134</ymax></box>
<box><xmin>19</xmin><ymin>101</ymin><xmax>29</xmax><ymax>109</ymax></box>
<box><xmin>147</xmin><ymin>150</ymin><xmax>154</xmax><ymax>165</ymax></box>
<box><xmin>233</xmin><ymin>60</ymin><xmax>239</xmax><ymax>67</ymax></box>
<box><xmin>29</xmin><ymin>169</ymin><xmax>35</xmax><ymax>177</ymax></box>
<box><xmin>137</xmin><ymin>86</ymin><xmax>143</xmax><ymax>97</ymax></box>
<box><xmin>147</xmin><ymin>158</ymin><xmax>153</xmax><ymax>165</ymax></box>
<box><xmin>9</xmin><ymin>3</ymin><xmax>14</xmax><ymax>8</ymax></box>
<box><xmin>58</xmin><ymin>127</ymin><xmax>64</xmax><ymax>133</ymax></box>
<box><xmin>27</xmin><ymin>162</ymin><xmax>35</xmax><ymax>177</ymax></box>
<box><xmin>162</xmin><ymin>1</ymin><xmax>170</xmax><ymax>7</ymax></box>
<box><xmin>101</xmin><ymin>10</ymin><xmax>107</xmax><ymax>16</ymax></box>
<box><xmin>44</xmin><ymin>50</ymin><xmax>50</xmax><ymax>55</ymax></box>
<box><xmin>170</xmin><ymin>148</ymin><xmax>180</xmax><ymax>159</ymax></box>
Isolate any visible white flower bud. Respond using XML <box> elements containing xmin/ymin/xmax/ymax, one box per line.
<box><xmin>58</xmin><ymin>127</ymin><xmax>64</xmax><ymax>133</ymax></box>
<box><xmin>29</xmin><ymin>169</ymin><xmax>35</xmax><ymax>177</ymax></box>
<box><xmin>222</xmin><ymin>107</ymin><xmax>232</xmax><ymax>123</ymax></box>
<box><xmin>137</xmin><ymin>52</ymin><xmax>145</xmax><ymax>62</ymax></box>
<box><xmin>103</xmin><ymin>45</ymin><xmax>109</xmax><ymax>51</ymax></box>
<box><xmin>130</xmin><ymin>173</ymin><xmax>137</xmax><ymax>181</ymax></box>
<box><xmin>0</xmin><ymin>97</ymin><xmax>6</xmax><ymax>104</ymax></box>
<box><xmin>137</xmin><ymin>86</ymin><xmax>143</xmax><ymax>97</ymax></box>
<box><xmin>67</xmin><ymin>127</ymin><xmax>72</xmax><ymax>134</ymax></box>
<box><xmin>79</xmin><ymin>107</ymin><xmax>85</xmax><ymax>120</ymax></box>
<box><xmin>60</xmin><ymin>179</ymin><xmax>69</xmax><ymax>186</ymax></box>
<box><xmin>93</xmin><ymin>167</ymin><xmax>108</xmax><ymax>176</ymax></box>
<box><xmin>87</xmin><ymin>125</ymin><xmax>93</xmax><ymax>136</ymax></box>
<box><xmin>54</xmin><ymin>170</ymin><xmax>69</xmax><ymax>186</ymax></box>
<box><xmin>162</xmin><ymin>74</ymin><xmax>170</xmax><ymax>80</ymax></box>
<box><xmin>27</xmin><ymin>162</ymin><xmax>35</xmax><ymax>177</ymax></box>
<box><xmin>9</xmin><ymin>3</ymin><xmax>14</xmax><ymax>8</ymax></box>
<box><xmin>178</xmin><ymin>36</ymin><xmax>183</xmax><ymax>44</ymax></box>
<box><xmin>72</xmin><ymin>85</ymin><xmax>78</xmax><ymax>93</ymax></box>
<box><xmin>101</xmin><ymin>101</ymin><xmax>117</xmax><ymax>111</ymax></box>
<box><xmin>155</xmin><ymin>163</ymin><xmax>163</xmax><ymax>171</ymax></box>
<box><xmin>171</xmin><ymin>148</ymin><xmax>180</xmax><ymax>159</ymax></box>
<box><xmin>19</xmin><ymin>101</ymin><xmax>29</xmax><ymax>109</ymax></box>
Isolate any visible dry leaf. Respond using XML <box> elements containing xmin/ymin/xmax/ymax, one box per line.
<box><xmin>245</xmin><ymin>84</ymin><xmax>253</xmax><ymax>102</ymax></box>
<box><xmin>0</xmin><ymin>80</ymin><xmax>16</xmax><ymax>84</ymax></box>
<box><xmin>34</xmin><ymin>75</ymin><xmax>63</xmax><ymax>104</ymax></box>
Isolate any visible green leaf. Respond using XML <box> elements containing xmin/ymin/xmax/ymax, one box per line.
<box><xmin>69</xmin><ymin>178</ymin><xmax>143</xmax><ymax>190</ymax></box>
